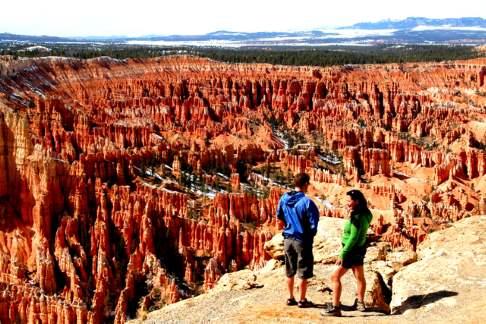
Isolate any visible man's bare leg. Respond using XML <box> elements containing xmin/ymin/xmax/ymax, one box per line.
<box><xmin>299</xmin><ymin>278</ymin><xmax>308</xmax><ymax>301</ymax></box>
<box><xmin>287</xmin><ymin>276</ymin><xmax>295</xmax><ymax>299</ymax></box>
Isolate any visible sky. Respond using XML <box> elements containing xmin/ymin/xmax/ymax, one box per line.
<box><xmin>1</xmin><ymin>0</ymin><xmax>485</xmax><ymax>37</ymax></box>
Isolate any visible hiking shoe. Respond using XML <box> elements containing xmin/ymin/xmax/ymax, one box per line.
<box><xmin>297</xmin><ymin>299</ymin><xmax>314</xmax><ymax>308</ymax></box>
<box><xmin>356</xmin><ymin>300</ymin><xmax>366</xmax><ymax>312</ymax></box>
<box><xmin>286</xmin><ymin>298</ymin><xmax>297</xmax><ymax>306</ymax></box>
<box><xmin>353</xmin><ymin>298</ymin><xmax>366</xmax><ymax>312</ymax></box>
<box><xmin>321</xmin><ymin>305</ymin><xmax>342</xmax><ymax>317</ymax></box>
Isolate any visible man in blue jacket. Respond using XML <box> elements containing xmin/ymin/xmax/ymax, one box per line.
<box><xmin>277</xmin><ymin>173</ymin><xmax>319</xmax><ymax>308</ymax></box>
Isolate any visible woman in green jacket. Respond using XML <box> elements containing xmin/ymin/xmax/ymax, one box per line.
<box><xmin>322</xmin><ymin>189</ymin><xmax>372</xmax><ymax>317</ymax></box>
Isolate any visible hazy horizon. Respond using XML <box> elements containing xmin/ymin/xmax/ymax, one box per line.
<box><xmin>1</xmin><ymin>0</ymin><xmax>485</xmax><ymax>37</ymax></box>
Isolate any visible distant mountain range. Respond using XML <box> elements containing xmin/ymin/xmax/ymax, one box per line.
<box><xmin>345</xmin><ymin>17</ymin><xmax>486</xmax><ymax>29</ymax></box>
<box><xmin>1</xmin><ymin>17</ymin><xmax>486</xmax><ymax>47</ymax></box>
<box><xmin>0</xmin><ymin>33</ymin><xmax>75</xmax><ymax>43</ymax></box>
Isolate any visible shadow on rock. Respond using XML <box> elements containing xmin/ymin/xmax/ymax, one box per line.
<box><xmin>392</xmin><ymin>290</ymin><xmax>458</xmax><ymax>315</ymax></box>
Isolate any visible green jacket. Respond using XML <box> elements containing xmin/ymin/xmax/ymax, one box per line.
<box><xmin>339</xmin><ymin>210</ymin><xmax>372</xmax><ymax>259</ymax></box>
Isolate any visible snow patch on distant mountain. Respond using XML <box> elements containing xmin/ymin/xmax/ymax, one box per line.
<box><xmin>127</xmin><ymin>40</ymin><xmax>244</xmax><ymax>47</ymax></box>
<box><xmin>20</xmin><ymin>45</ymin><xmax>51</xmax><ymax>52</ymax></box>
<box><xmin>412</xmin><ymin>25</ymin><xmax>486</xmax><ymax>32</ymax></box>
<box><xmin>319</xmin><ymin>28</ymin><xmax>398</xmax><ymax>38</ymax></box>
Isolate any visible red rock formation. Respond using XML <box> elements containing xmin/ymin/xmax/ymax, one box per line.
<box><xmin>230</xmin><ymin>173</ymin><xmax>241</xmax><ymax>192</ymax></box>
<box><xmin>361</xmin><ymin>148</ymin><xmax>391</xmax><ymax>177</ymax></box>
<box><xmin>309</xmin><ymin>168</ymin><xmax>346</xmax><ymax>186</ymax></box>
<box><xmin>433</xmin><ymin>149</ymin><xmax>486</xmax><ymax>185</ymax></box>
<box><xmin>283</xmin><ymin>154</ymin><xmax>311</xmax><ymax>175</ymax></box>
<box><xmin>480</xmin><ymin>67</ymin><xmax>486</xmax><ymax>87</ymax></box>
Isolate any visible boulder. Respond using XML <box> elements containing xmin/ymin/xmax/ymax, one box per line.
<box><xmin>364</xmin><ymin>270</ymin><xmax>391</xmax><ymax>314</ymax></box>
<box><xmin>264</xmin><ymin>217</ymin><xmax>345</xmax><ymax>263</ymax></box>
<box><xmin>214</xmin><ymin>270</ymin><xmax>263</xmax><ymax>292</ymax></box>
<box><xmin>386</xmin><ymin>250</ymin><xmax>418</xmax><ymax>271</ymax></box>
<box><xmin>365</xmin><ymin>260</ymin><xmax>396</xmax><ymax>292</ymax></box>
<box><xmin>364</xmin><ymin>241</ymin><xmax>390</xmax><ymax>263</ymax></box>
<box><xmin>213</xmin><ymin>259</ymin><xmax>281</xmax><ymax>293</ymax></box>
<box><xmin>263</xmin><ymin>233</ymin><xmax>285</xmax><ymax>260</ymax></box>
<box><xmin>312</xmin><ymin>217</ymin><xmax>345</xmax><ymax>263</ymax></box>
<box><xmin>390</xmin><ymin>216</ymin><xmax>486</xmax><ymax>322</ymax></box>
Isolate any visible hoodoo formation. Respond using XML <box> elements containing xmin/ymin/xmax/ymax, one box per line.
<box><xmin>0</xmin><ymin>55</ymin><xmax>485</xmax><ymax>323</ymax></box>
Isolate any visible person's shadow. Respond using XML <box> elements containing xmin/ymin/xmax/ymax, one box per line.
<box><xmin>308</xmin><ymin>302</ymin><xmax>370</xmax><ymax>311</ymax></box>
<box><xmin>310</xmin><ymin>303</ymin><xmax>387</xmax><ymax>318</ymax></box>
<box><xmin>308</xmin><ymin>290</ymin><xmax>458</xmax><ymax>317</ymax></box>
<box><xmin>391</xmin><ymin>290</ymin><xmax>458</xmax><ymax>315</ymax></box>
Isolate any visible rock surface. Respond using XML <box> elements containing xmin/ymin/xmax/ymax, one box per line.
<box><xmin>390</xmin><ymin>215</ymin><xmax>486</xmax><ymax>322</ymax></box>
<box><xmin>364</xmin><ymin>270</ymin><xmax>392</xmax><ymax>314</ymax></box>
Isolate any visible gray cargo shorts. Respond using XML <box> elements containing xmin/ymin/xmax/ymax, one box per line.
<box><xmin>284</xmin><ymin>237</ymin><xmax>314</xmax><ymax>279</ymax></box>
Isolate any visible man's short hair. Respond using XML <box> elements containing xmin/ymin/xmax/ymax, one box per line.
<box><xmin>294</xmin><ymin>173</ymin><xmax>310</xmax><ymax>188</ymax></box>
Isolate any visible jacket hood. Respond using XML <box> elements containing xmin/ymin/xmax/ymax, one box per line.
<box><xmin>283</xmin><ymin>191</ymin><xmax>305</xmax><ymax>207</ymax></box>
<box><xmin>351</xmin><ymin>208</ymin><xmax>372</xmax><ymax>222</ymax></box>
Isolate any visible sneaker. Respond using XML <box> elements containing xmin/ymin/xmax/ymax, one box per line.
<box><xmin>286</xmin><ymin>297</ymin><xmax>297</xmax><ymax>306</ymax></box>
<box><xmin>321</xmin><ymin>305</ymin><xmax>342</xmax><ymax>317</ymax></box>
<box><xmin>297</xmin><ymin>299</ymin><xmax>314</xmax><ymax>308</ymax></box>
<box><xmin>356</xmin><ymin>301</ymin><xmax>366</xmax><ymax>312</ymax></box>
<box><xmin>353</xmin><ymin>298</ymin><xmax>366</xmax><ymax>312</ymax></box>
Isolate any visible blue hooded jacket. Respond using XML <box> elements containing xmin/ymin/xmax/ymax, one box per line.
<box><xmin>277</xmin><ymin>191</ymin><xmax>319</xmax><ymax>243</ymax></box>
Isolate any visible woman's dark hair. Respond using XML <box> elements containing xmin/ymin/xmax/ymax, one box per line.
<box><xmin>293</xmin><ymin>173</ymin><xmax>310</xmax><ymax>188</ymax></box>
<box><xmin>346</xmin><ymin>189</ymin><xmax>369</xmax><ymax>213</ymax></box>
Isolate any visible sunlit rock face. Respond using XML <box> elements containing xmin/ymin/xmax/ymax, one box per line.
<box><xmin>0</xmin><ymin>55</ymin><xmax>485</xmax><ymax>323</ymax></box>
